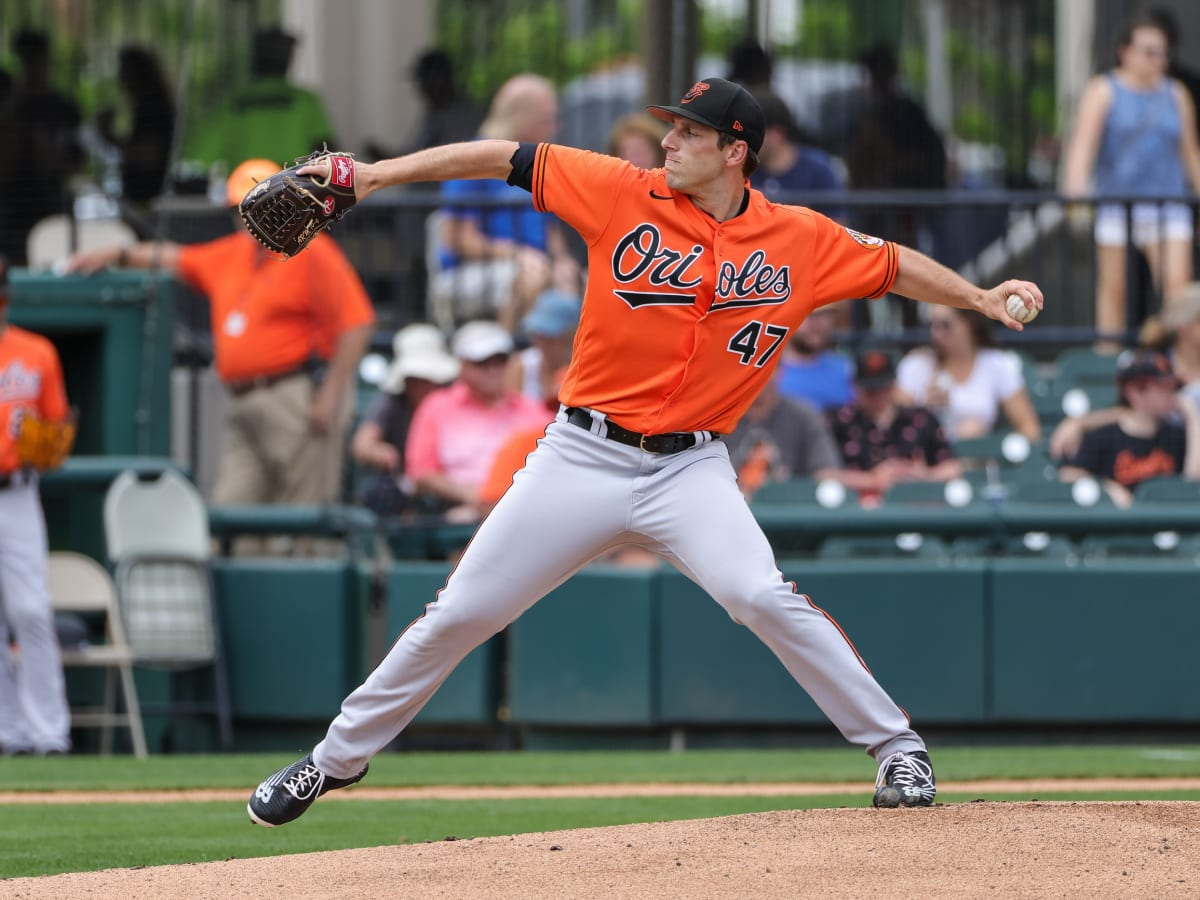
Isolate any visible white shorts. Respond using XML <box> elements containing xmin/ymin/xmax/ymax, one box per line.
<box><xmin>430</xmin><ymin>260</ymin><xmax>519</xmax><ymax>324</ymax></box>
<box><xmin>1094</xmin><ymin>202</ymin><xmax>1194</xmax><ymax>247</ymax></box>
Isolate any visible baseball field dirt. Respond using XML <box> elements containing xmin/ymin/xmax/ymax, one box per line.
<box><xmin>3</xmin><ymin>789</ymin><xmax>1198</xmax><ymax>898</ymax></box>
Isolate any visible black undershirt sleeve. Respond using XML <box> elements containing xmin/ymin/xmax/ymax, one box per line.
<box><xmin>506</xmin><ymin>143</ymin><xmax>538</xmax><ymax>193</ymax></box>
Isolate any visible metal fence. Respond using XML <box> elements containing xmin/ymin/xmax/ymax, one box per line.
<box><xmin>142</xmin><ymin>188</ymin><xmax>1197</xmax><ymax>362</ymax></box>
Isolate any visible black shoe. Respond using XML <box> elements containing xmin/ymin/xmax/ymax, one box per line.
<box><xmin>872</xmin><ymin>750</ymin><xmax>936</xmax><ymax>808</ymax></box>
<box><xmin>247</xmin><ymin>754</ymin><xmax>368</xmax><ymax>827</ymax></box>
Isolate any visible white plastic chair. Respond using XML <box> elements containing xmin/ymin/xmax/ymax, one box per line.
<box><xmin>47</xmin><ymin>551</ymin><xmax>148</xmax><ymax>758</ymax></box>
<box><xmin>103</xmin><ymin>469</ymin><xmax>233</xmax><ymax>749</ymax></box>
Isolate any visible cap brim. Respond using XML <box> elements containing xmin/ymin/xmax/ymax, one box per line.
<box><xmin>648</xmin><ymin>105</ymin><xmax>726</xmax><ymax>135</ymax></box>
<box><xmin>856</xmin><ymin>378</ymin><xmax>895</xmax><ymax>391</ymax></box>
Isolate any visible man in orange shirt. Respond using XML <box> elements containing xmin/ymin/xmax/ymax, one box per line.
<box><xmin>68</xmin><ymin>159</ymin><xmax>375</xmax><ymax>511</ymax></box>
<box><xmin>248</xmin><ymin>78</ymin><xmax>1044</xmax><ymax>825</ymax></box>
<box><xmin>0</xmin><ymin>257</ymin><xmax>73</xmax><ymax>755</ymax></box>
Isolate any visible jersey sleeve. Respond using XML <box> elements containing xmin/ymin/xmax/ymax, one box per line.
<box><xmin>528</xmin><ymin>144</ymin><xmax>637</xmax><ymax>243</ymax></box>
<box><xmin>808</xmin><ymin>214</ymin><xmax>899</xmax><ymax>307</ymax></box>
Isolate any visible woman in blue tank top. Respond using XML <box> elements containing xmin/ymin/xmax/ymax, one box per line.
<box><xmin>1063</xmin><ymin>12</ymin><xmax>1200</xmax><ymax>346</ymax></box>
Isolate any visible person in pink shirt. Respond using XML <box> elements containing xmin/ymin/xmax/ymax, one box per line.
<box><xmin>405</xmin><ymin>320</ymin><xmax>551</xmax><ymax>522</ymax></box>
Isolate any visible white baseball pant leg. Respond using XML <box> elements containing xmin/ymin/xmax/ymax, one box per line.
<box><xmin>314</xmin><ymin>412</ymin><xmax>922</xmax><ymax>777</ymax></box>
<box><xmin>0</xmin><ymin>482</ymin><xmax>71</xmax><ymax>754</ymax></box>
<box><xmin>632</xmin><ymin>442</ymin><xmax>924</xmax><ymax>761</ymax></box>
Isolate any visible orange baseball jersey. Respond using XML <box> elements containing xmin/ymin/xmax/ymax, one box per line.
<box><xmin>176</xmin><ymin>231</ymin><xmax>375</xmax><ymax>383</ymax></box>
<box><xmin>529</xmin><ymin>144</ymin><xmax>898</xmax><ymax>435</ymax></box>
<box><xmin>0</xmin><ymin>325</ymin><xmax>69</xmax><ymax>473</ymax></box>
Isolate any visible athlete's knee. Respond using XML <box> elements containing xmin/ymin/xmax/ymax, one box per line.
<box><xmin>411</xmin><ymin>599</ymin><xmax>506</xmax><ymax>651</ymax></box>
<box><xmin>717</xmin><ymin>583</ymin><xmax>787</xmax><ymax>630</ymax></box>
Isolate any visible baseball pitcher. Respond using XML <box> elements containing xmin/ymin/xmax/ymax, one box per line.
<box><xmin>246</xmin><ymin>77</ymin><xmax>1043</xmax><ymax>824</ymax></box>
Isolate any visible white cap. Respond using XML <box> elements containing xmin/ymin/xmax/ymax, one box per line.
<box><xmin>452</xmin><ymin>320</ymin><xmax>515</xmax><ymax>362</ymax></box>
<box><xmin>381</xmin><ymin>324</ymin><xmax>460</xmax><ymax>393</ymax></box>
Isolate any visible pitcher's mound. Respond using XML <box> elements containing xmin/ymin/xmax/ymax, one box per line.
<box><xmin>8</xmin><ymin>801</ymin><xmax>1198</xmax><ymax>899</ymax></box>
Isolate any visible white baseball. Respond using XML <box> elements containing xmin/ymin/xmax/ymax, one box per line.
<box><xmin>1006</xmin><ymin>293</ymin><xmax>1038</xmax><ymax>323</ymax></box>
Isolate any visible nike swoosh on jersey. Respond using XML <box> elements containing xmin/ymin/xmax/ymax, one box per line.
<box><xmin>649</xmin><ymin>190</ymin><xmax>674</xmax><ymax>200</ymax></box>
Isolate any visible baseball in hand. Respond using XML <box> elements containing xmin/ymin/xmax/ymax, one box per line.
<box><xmin>1006</xmin><ymin>293</ymin><xmax>1038</xmax><ymax>324</ymax></box>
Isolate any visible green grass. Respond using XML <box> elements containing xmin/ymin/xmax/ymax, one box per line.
<box><xmin>3</xmin><ymin>744</ymin><xmax>1200</xmax><ymax>792</ymax></box>
<box><xmin>2</xmin><ymin>746</ymin><xmax>1199</xmax><ymax>879</ymax></box>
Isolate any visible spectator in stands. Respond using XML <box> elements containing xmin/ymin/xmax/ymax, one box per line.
<box><xmin>726</xmin><ymin>37</ymin><xmax>775</xmax><ymax>98</ymax></box>
<box><xmin>430</xmin><ymin>74</ymin><xmax>581</xmax><ymax>333</ymax></box>
<box><xmin>775</xmin><ymin>306</ymin><xmax>854</xmax><ymax>412</ymax></box>
<box><xmin>185</xmin><ymin>26</ymin><xmax>337</xmax><ymax>173</ymax></box>
<box><xmin>95</xmin><ymin>46</ymin><xmax>175</xmax><ymax>206</ymax></box>
<box><xmin>725</xmin><ymin>375</ymin><xmax>841</xmax><ymax>500</ymax></box>
<box><xmin>405</xmin><ymin>320</ymin><xmax>551</xmax><ymax>523</ymax></box>
<box><xmin>895</xmin><ymin>306</ymin><xmax>1041</xmax><ymax>442</ymax></box>
<box><xmin>749</xmin><ymin>90</ymin><xmax>845</xmax><ymax>218</ymax></box>
<box><xmin>1062</xmin><ymin>12</ymin><xmax>1200</xmax><ymax>344</ymax></box>
<box><xmin>351</xmin><ymin>324</ymin><xmax>459</xmax><ymax>517</ymax></box>
<box><xmin>0</xmin><ymin>30</ymin><xmax>83</xmax><ymax>266</ymax></box>
<box><xmin>66</xmin><ymin>159</ymin><xmax>374</xmax><ymax>519</ymax></box>
<box><xmin>844</xmin><ymin>42</ymin><xmax>947</xmax><ymax>327</ymax></box>
<box><xmin>1162</xmin><ymin>283</ymin><xmax>1200</xmax><ymax>406</ymax></box>
<box><xmin>1148</xmin><ymin>7</ymin><xmax>1200</xmax><ymax>143</ymax></box>
<box><xmin>508</xmin><ymin>288</ymin><xmax>580</xmax><ymax>413</ymax></box>
<box><xmin>367</xmin><ymin>49</ymin><xmax>484</xmax><ymax>160</ymax></box>
<box><xmin>1058</xmin><ymin>349</ymin><xmax>1200</xmax><ymax>506</ymax></box>
<box><xmin>828</xmin><ymin>350</ymin><xmax>961</xmax><ymax>504</ymax></box>
<box><xmin>1137</xmin><ymin>281</ymin><xmax>1200</xmax><ymax>407</ymax></box>
<box><xmin>606</xmin><ymin>111</ymin><xmax>668</xmax><ymax>170</ymax></box>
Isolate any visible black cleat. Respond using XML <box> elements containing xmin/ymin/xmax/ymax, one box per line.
<box><xmin>248</xmin><ymin>754</ymin><xmax>368</xmax><ymax>826</ymax></box>
<box><xmin>872</xmin><ymin>750</ymin><xmax>936</xmax><ymax>808</ymax></box>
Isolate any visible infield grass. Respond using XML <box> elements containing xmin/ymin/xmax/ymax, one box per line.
<box><xmin>2</xmin><ymin>745</ymin><xmax>1199</xmax><ymax>879</ymax></box>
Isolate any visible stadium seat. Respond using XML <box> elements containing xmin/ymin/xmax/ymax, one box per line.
<box><xmin>751</xmin><ymin>477</ymin><xmax>849</xmax><ymax>508</ymax></box>
<box><xmin>1078</xmin><ymin>531</ymin><xmax>1200</xmax><ymax>560</ymax></box>
<box><xmin>1133</xmin><ymin>476</ymin><xmax>1200</xmax><ymax>503</ymax></box>
<box><xmin>1007</xmin><ymin>477</ymin><xmax>1115</xmax><ymax>506</ymax></box>
<box><xmin>817</xmin><ymin>533</ymin><xmax>950</xmax><ymax>560</ymax></box>
<box><xmin>952</xmin><ymin>533</ymin><xmax>1079</xmax><ymax>560</ymax></box>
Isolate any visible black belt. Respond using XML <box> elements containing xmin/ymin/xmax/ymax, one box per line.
<box><xmin>226</xmin><ymin>362</ymin><xmax>319</xmax><ymax>397</ymax></box>
<box><xmin>564</xmin><ymin>407</ymin><xmax>718</xmax><ymax>455</ymax></box>
<box><xmin>0</xmin><ymin>470</ymin><xmax>33</xmax><ymax>490</ymax></box>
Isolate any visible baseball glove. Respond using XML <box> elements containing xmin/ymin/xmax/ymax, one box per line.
<box><xmin>238</xmin><ymin>148</ymin><xmax>358</xmax><ymax>258</ymax></box>
<box><xmin>16</xmin><ymin>413</ymin><xmax>76</xmax><ymax>470</ymax></box>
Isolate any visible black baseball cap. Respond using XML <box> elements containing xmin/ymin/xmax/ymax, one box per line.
<box><xmin>854</xmin><ymin>350</ymin><xmax>896</xmax><ymax>390</ymax></box>
<box><xmin>648</xmin><ymin>77</ymin><xmax>765</xmax><ymax>154</ymax></box>
<box><xmin>1115</xmin><ymin>349</ymin><xmax>1177</xmax><ymax>385</ymax></box>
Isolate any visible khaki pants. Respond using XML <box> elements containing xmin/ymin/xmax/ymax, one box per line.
<box><xmin>213</xmin><ymin>372</ymin><xmax>350</xmax><ymax>556</ymax></box>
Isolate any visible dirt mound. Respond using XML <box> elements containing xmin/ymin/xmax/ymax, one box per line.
<box><xmin>5</xmin><ymin>801</ymin><xmax>1197</xmax><ymax>899</ymax></box>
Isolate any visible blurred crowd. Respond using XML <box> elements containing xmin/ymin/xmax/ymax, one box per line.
<box><xmin>2</xmin><ymin>15</ymin><xmax>1200</xmax><ymax>559</ymax></box>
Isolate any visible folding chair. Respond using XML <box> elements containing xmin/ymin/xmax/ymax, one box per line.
<box><xmin>103</xmin><ymin>469</ymin><xmax>233</xmax><ymax>749</ymax></box>
<box><xmin>47</xmin><ymin>552</ymin><xmax>148</xmax><ymax>758</ymax></box>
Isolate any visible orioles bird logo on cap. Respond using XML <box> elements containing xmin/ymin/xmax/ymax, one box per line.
<box><xmin>681</xmin><ymin>81</ymin><xmax>710</xmax><ymax>103</ymax></box>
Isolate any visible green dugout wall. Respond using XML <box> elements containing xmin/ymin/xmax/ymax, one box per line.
<box><xmin>9</xmin><ymin>270</ymin><xmax>175</xmax><ymax>561</ymax></box>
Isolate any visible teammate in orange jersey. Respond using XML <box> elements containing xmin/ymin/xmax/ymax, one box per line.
<box><xmin>248</xmin><ymin>78</ymin><xmax>1044</xmax><ymax>825</ymax></box>
<box><xmin>0</xmin><ymin>257</ymin><xmax>73</xmax><ymax>755</ymax></box>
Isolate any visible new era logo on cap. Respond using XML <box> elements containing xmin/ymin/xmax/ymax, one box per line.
<box><xmin>647</xmin><ymin>77</ymin><xmax>765</xmax><ymax>155</ymax></box>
